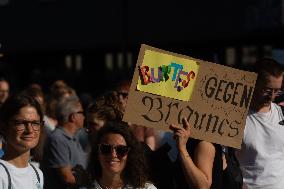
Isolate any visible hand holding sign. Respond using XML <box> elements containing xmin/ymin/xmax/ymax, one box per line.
<box><xmin>123</xmin><ymin>44</ymin><xmax>257</xmax><ymax>148</ymax></box>
<box><xmin>169</xmin><ymin>118</ymin><xmax>191</xmax><ymax>151</ymax></box>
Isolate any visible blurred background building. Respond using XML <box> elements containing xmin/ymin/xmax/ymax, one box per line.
<box><xmin>0</xmin><ymin>0</ymin><xmax>284</xmax><ymax>96</ymax></box>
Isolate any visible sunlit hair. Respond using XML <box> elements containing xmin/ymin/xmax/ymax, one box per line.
<box><xmin>0</xmin><ymin>94</ymin><xmax>45</xmax><ymax>161</ymax></box>
<box><xmin>55</xmin><ymin>95</ymin><xmax>81</xmax><ymax>124</ymax></box>
<box><xmin>92</xmin><ymin>91</ymin><xmax>123</xmax><ymax>111</ymax></box>
<box><xmin>87</xmin><ymin>91</ymin><xmax>124</xmax><ymax>123</ymax></box>
<box><xmin>87</xmin><ymin>104</ymin><xmax>123</xmax><ymax>124</ymax></box>
<box><xmin>88</xmin><ymin>121</ymin><xmax>148</xmax><ymax>187</ymax></box>
<box><xmin>46</xmin><ymin>80</ymin><xmax>77</xmax><ymax>119</ymax></box>
<box><xmin>21</xmin><ymin>86</ymin><xmax>46</xmax><ymax>113</ymax></box>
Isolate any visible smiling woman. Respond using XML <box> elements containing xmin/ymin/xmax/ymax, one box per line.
<box><xmin>88</xmin><ymin>121</ymin><xmax>157</xmax><ymax>189</ymax></box>
<box><xmin>0</xmin><ymin>94</ymin><xmax>44</xmax><ymax>189</ymax></box>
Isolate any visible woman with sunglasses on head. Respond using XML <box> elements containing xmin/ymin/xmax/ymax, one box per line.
<box><xmin>0</xmin><ymin>94</ymin><xmax>44</xmax><ymax>189</ymax></box>
<box><xmin>88</xmin><ymin>121</ymin><xmax>157</xmax><ymax>189</ymax></box>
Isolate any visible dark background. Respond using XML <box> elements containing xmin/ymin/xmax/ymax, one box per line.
<box><xmin>0</xmin><ymin>0</ymin><xmax>283</xmax><ymax>96</ymax></box>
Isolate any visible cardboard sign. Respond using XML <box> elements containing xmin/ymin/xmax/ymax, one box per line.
<box><xmin>123</xmin><ymin>44</ymin><xmax>257</xmax><ymax>148</ymax></box>
<box><xmin>137</xmin><ymin>50</ymin><xmax>200</xmax><ymax>101</ymax></box>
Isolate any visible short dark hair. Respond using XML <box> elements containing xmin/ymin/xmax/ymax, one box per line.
<box><xmin>88</xmin><ymin>121</ymin><xmax>148</xmax><ymax>187</ymax></box>
<box><xmin>254</xmin><ymin>58</ymin><xmax>284</xmax><ymax>81</ymax></box>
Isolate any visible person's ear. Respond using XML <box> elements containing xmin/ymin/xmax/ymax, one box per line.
<box><xmin>69</xmin><ymin>113</ymin><xmax>76</xmax><ymax>122</ymax></box>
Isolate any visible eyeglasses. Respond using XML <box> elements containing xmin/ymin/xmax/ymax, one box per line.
<box><xmin>12</xmin><ymin>119</ymin><xmax>43</xmax><ymax>131</ymax></box>
<box><xmin>262</xmin><ymin>87</ymin><xmax>283</xmax><ymax>96</ymax></box>
<box><xmin>98</xmin><ymin>143</ymin><xmax>130</xmax><ymax>157</ymax></box>
<box><xmin>74</xmin><ymin>111</ymin><xmax>84</xmax><ymax>115</ymax></box>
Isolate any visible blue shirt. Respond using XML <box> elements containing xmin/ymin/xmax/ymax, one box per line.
<box><xmin>0</xmin><ymin>149</ymin><xmax>4</xmax><ymax>159</ymax></box>
<box><xmin>42</xmin><ymin>126</ymin><xmax>87</xmax><ymax>189</ymax></box>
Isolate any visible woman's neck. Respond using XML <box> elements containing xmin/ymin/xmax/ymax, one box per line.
<box><xmin>2</xmin><ymin>145</ymin><xmax>30</xmax><ymax>168</ymax></box>
<box><xmin>99</xmin><ymin>174</ymin><xmax>124</xmax><ymax>189</ymax></box>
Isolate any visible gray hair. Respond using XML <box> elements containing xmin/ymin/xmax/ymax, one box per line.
<box><xmin>55</xmin><ymin>95</ymin><xmax>81</xmax><ymax>123</ymax></box>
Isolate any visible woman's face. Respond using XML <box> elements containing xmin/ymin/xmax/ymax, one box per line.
<box><xmin>98</xmin><ymin>133</ymin><xmax>128</xmax><ymax>176</ymax></box>
<box><xmin>6</xmin><ymin>106</ymin><xmax>41</xmax><ymax>153</ymax></box>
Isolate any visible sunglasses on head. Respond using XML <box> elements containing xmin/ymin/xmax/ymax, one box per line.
<box><xmin>98</xmin><ymin>143</ymin><xmax>130</xmax><ymax>157</ymax></box>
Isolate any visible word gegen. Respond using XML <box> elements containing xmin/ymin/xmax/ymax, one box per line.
<box><xmin>138</xmin><ymin>62</ymin><xmax>196</xmax><ymax>92</ymax></box>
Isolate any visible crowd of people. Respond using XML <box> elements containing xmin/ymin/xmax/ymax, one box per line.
<box><xmin>0</xmin><ymin>57</ymin><xmax>284</xmax><ymax>189</ymax></box>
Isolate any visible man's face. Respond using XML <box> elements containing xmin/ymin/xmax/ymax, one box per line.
<box><xmin>254</xmin><ymin>74</ymin><xmax>283</xmax><ymax>107</ymax></box>
<box><xmin>117</xmin><ymin>90</ymin><xmax>128</xmax><ymax>110</ymax></box>
<box><xmin>0</xmin><ymin>81</ymin><xmax>9</xmax><ymax>103</ymax></box>
<box><xmin>73</xmin><ymin>103</ymin><xmax>85</xmax><ymax>129</ymax></box>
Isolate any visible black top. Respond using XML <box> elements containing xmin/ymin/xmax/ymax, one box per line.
<box><xmin>174</xmin><ymin>138</ymin><xmax>223</xmax><ymax>189</ymax></box>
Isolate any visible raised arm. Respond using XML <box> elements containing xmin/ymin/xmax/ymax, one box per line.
<box><xmin>170</xmin><ymin>118</ymin><xmax>215</xmax><ymax>189</ymax></box>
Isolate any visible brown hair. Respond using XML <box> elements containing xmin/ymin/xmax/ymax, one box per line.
<box><xmin>87</xmin><ymin>91</ymin><xmax>124</xmax><ymax>122</ymax></box>
<box><xmin>0</xmin><ymin>94</ymin><xmax>46</xmax><ymax>161</ymax></box>
<box><xmin>254</xmin><ymin>58</ymin><xmax>284</xmax><ymax>83</ymax></box>
<box><xmin>88</xmin><ymin>121</ymin><xmax>148</xmax><ymax>187</ymax></box>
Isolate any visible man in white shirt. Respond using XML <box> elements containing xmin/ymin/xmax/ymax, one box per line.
<box><xmin>237</xmin><ymin>58</ymin><xmax>284</xmax><ymax>189</ymax></box>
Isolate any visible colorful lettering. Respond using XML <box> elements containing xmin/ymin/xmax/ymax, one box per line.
<box><xmin>139</xmin><ymin>62</ymin><xmax>196</xmax><ymax>92</ymax></box>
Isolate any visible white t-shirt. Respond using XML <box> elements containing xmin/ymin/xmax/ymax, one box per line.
<box><xmin>237</xmin><ymin>103</ymin><xmax>284</xmax><ymax>189</ymax></box>
<box><xmin>0</xmin><ymin>159</ymin><xmax>44</xmax><ymax>189</ymax></box>
<box><xmin>92</xmin><ymin>180</ymin><xmax>157</xmax><ymax>189</ymax></box>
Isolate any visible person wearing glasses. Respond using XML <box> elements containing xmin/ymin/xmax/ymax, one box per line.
<box><xmin>236</xmin><ymin>58</ymin><xmax>284</xmax><ymax>189</ymax></box>
<box><xmin>88</xmin><ymin>121</ymin><xmax>157</xmax><ymax>189</ymax></box>
<box><xmin>42</xmin><ymin>96</ymin><xmax>88</xmax><ymax>189</ymax></box>
<box><xmin>0</xmin><ymin>94</ymin><xmax>44</xmax><ymax>189</ymax></box>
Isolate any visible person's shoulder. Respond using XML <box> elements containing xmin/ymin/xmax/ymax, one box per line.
<box><xmin>271</xmin><ymin>103</ymin><xmax>284</xmax><ymax>117</ymax></box>
<box><xmin>272</xmin><ymin>102</ymin><xmax>283</xmax><ymax>112</ymax></box>
<box><xmin>49</xmin><ymin>127</ymin><xmax>63</xmax><ymax>137</ymax></box>
<box><xmin>0</xmin><ymin>160</ymin><xmax>11</xmax><ymax>169</ymax></box>
<box><xmin>0</xmin><ymin>160</ymin><xmax>9</xmax><ymax>186</ymax></box>
<box><xmin>91</xmin><ymin>180</ymin><xmax>100</xmax><ymax>189</ymax></box>
<box><xmin>29</xmin><ymin>163</ymin><xmax>43</xmax><ymax>174</ymax></box>
<box><xmin>197</xmin><ymin>141</ymin><xmax>216</xmax><ymax>152</ymax></box>
<box><xmin>0</xmin><ymin>160</ymin><xmax>7</xmax><ymax>173</ymax></box>
<box><xmin>144</xmin><ymin>182</ymin><xmax>157</xmax><ymax>189</ymax></box>
<box><xmin>272</xmin><ymin>102</ymin><xmax>280</xmax><ymax>108</ymax></box>
<box><xmin>49</xmin><ymin>128</ymin><xmax>68</xmax><ymax>142</ymax></box>
<box><xmin>29</xmin><ymin>164</ymin><xmax>44</xmax><ymax>187</ymax></box>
